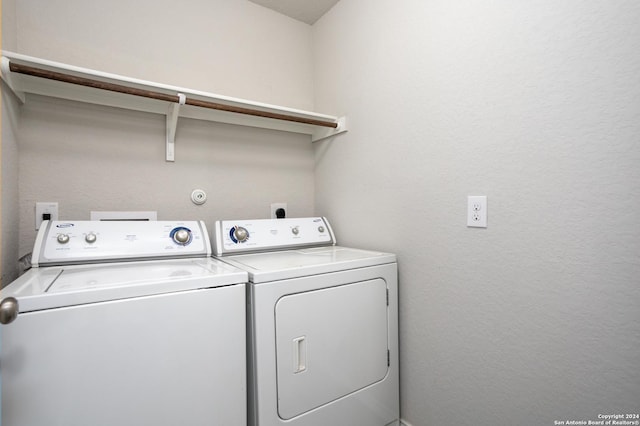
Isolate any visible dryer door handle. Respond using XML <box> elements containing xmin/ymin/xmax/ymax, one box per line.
<box><xmin>293</xmin><ymin>336</ymin><xmax>307</xmax><ymax>373</ymax></box>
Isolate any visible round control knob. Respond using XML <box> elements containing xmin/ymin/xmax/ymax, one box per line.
<box><xmin>173</xmin><ymin>229</ymin><xmax>191</xmax><ymax>245</ymax></box>
<box><xmin>57</xmin><ymin>234</ymin><xmax>70</xmax><ymax>244</ymax></box>
<box><xmin>233</xmin><ymin>227</ymin><xmax>249</xmax><ymax>243</ymax></box>
<box><xmin>85</xmin><ymin>233</ymin><xmax>97</xmax><ymax>244</ymax></box>
<box><xmin>292</xmin><ymin>227</ymin><xmax>299</xmax><ymax>235</ymax></box>
<box><xmin>318</xmin><ymin>226</ymin><xmax>325</xmax><ymax>233</ymax></box>
<box><xmin>0</xmin><ymin>297</ymin><xmax>19</xmax><ymax>325</ymax></box>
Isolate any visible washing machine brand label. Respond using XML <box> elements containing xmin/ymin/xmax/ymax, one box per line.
<box><xmin>56</xmin><ymin>223</ymin><xmax>75</xmax><ymax>228</ymax></box>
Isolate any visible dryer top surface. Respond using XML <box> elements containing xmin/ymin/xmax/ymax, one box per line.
<box><xmin>219</xmin><ymin>246</ymin><xmax>396</xmax><ymax>283</ymax></box>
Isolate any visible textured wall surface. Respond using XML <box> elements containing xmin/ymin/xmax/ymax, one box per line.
<box><xmin>1</xmin><ymin>0</ymin><xmax>19</xmax><ymax>284</ymax></box>
<box><xmin>17</xmin><ymin>95</ymin><xmax>315</xmax><ymax>256</ymax></box>
<box><xmin>14</xmin><ymin>0</ymin><xmax>314</xmax><ymax>110</ymax></box>
<box><xmin>4</xmin><ymin>0</ymin><xmax>640</xmax><ymax>423</ymax></box>
<box><xmin>1</xmin><ymin>88</ymin><xmax>20</xmax><ymax>284</ymax></box>
<box><xmin>313</xmin><ymin>1</ymin><xmax>640</xmax><ymax>424</ymax></box>
<box><xmin>3</xmin><ymin>0</ymin><xmax>316</xmax><ymax>262</ymax></box>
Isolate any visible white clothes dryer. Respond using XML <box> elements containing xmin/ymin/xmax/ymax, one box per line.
<box><xmin>0</xmin><ymin>220</ymin><xmax>248</xmax><ymax>426</ymax></box>
<box><xmin>213</xmin><ymin>217</ymin><xmax>399</xmax><ymax>426</ymax></box>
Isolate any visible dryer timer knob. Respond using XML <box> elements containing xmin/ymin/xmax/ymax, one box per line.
<box><xmin>233</xmin><ymin>226</ymin><xmax>249</xmax><ymax>243</ymax></box>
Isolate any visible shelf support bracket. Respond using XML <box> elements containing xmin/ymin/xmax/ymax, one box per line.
<box><xmin>0</xmin><ymin>57</ymin><xmax>26</xmax><ymax>103</ymax></box>
<box><xmin>166</xmin><ymin>93</ymin><xmax>185</xmax><ymax>162</ymax></box>
<box><xmin>311</xmin><ymin>116</ymin><xmax>348</xmax><ymax>142</ymax></box>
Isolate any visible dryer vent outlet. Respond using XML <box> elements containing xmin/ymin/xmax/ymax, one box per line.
<box><xmin>270</xmin><ymin>203</ymin><xmax>287</xmax><ymax>219</ymax></box>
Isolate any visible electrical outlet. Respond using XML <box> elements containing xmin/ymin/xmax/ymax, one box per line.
<box><xmin>36</xmin><ymin>202</ymin><xmax>59</xmax><ymax>230</ymax></box>
<box><xmin>467</xmin><ymin>196</ymin><xmax>487</xmax><ymax>228</ymax></box>
<box><xmin>270</xmin><ymin>203</ymin><xmax>287</xmax><ymax>219</ymax></box>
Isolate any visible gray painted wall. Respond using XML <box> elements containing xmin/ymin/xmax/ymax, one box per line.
<box><xmin>3</xmin><ymin>0</ymin><xmax>639</xmax><ymax>424</ymax></box>
<box><xmin>2</xmin><ymin>0</ymin><xmax>317</xmax><ymax>270</ymax></box>
<box><xmin>1</xmin><ymin>88</ymin><xmax>20</xmax><ymax>285</ymax></box>
<box><xmin>313</xmin><ymin>1</ymin><xmax>640</xmax><ymax>424</ymax></box>
<box><xmin>17</xmin><ymin>96</ymin><xmax>315</xmax><ymax>256</ymax></box>
<box><xmin>1</xmin><ymin>0</ymin><xmax>19</xmax><ymax>285</ymax></box>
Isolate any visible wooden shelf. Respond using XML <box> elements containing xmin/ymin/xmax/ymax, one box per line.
<box><xmin>1</xmin><ymin>51</ymin><xmax>347</xmax><ymax>161</ymax></box>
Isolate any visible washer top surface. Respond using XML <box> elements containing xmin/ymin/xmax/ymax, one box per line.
<box><xmin>3</xmin><ymin>220</ymin><xmax>248</xmax><ymax>313</ymax></box>
<box><xmin>5</xmin><ymin>257</ymin><xmax>247</xmax><ymax>312</ymax></box>
<box><xmin>221</xmin><ymin>246</ymin><xmax>396</xmax><ymax>283</ymax></box>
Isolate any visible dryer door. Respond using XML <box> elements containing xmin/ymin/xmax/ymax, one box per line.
<box><xmin>275</xmin><ymin>278</ymin><xmax>388</xmax><ymax>420</ymax></box>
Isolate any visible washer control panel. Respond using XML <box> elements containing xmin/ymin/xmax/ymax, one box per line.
<box><xmin>34</xmin><ymin>220</ymin><xmax>211</xmax><ymax>267</ymax></box>
<box><xmin>214</xmin><ymin>217</ymin><xmax>335</xmax><ymax>256</ymax></box>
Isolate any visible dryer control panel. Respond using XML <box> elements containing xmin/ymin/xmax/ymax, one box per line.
<box><xmin>214</xmin><ymin>217</ymin><xmax>336</xmax><ymax>256</ymax></box>
<box><xmin>33</xmin><ymin>220</ymin><xmax>211</xmax><ymax>267</ymax></box>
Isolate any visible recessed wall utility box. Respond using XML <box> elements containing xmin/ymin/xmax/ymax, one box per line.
<box><xmin>90</xmin><ymin>211</ymin><xmax>158</xmax><ymax>221</ymax></box>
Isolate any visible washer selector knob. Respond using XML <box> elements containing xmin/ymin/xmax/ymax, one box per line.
<box><xmin>292</xmin><ymin>226</ymin><xmax>299</xmax><ymax>235</ymax></box>
<box><xmin>85</xmin><ymin>233</ymin><xmax>97</xmax><ymax>244</ymax></box>
<box><xmin>57</xmin><ymin>234</ymin><xmax>70</xmax><ymax>244</ymax></box>
<box><xmin>170</xmin><ymin>227</ymin><xmax>193</xmax><ymax>245</ymax></box>
<box><xmin>233</xmin><ymin>226</ymin><xmax>249</xmax><ymax>243</ymax></box>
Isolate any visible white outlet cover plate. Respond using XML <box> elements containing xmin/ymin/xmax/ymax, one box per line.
<box><xmin>467</xmin><ymin>196</ymin><xmax>487</xmax><ymax>228</ymax></box>
<box><xmin>35</xmin><ymin>202</ymin><xmax>59</xmax><ymax>230</ymax></box>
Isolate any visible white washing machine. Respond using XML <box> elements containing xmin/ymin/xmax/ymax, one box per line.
<box><xmin>0</xmin><ymin>220</ymin><xmax>248</xmax><ymax>426</ymax></box>
<box><xmin>213</xmin><ymin>217</ymin><xmax>399</xmax><ymax>426</ymax></box>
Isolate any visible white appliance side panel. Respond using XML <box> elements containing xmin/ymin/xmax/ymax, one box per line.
<box><xmin>1</xmin><ymin>285</ymin><xmax>246</xmax><ymax>426</ymax></box>
<box><xmin>275</xmin><ymin>279</ymin><xmax>389</xmax><ymax>419</ymax></box>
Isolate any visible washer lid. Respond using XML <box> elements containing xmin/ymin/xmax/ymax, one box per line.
<box><xmin>3</xmin><ymin>258</ymin><xmax>247</xmax><ymax>313</ymax></box>
<box><xmin>220</xmin><ymin>246</ymin><xmax>396</xmax><ymax>283</ymax></box>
